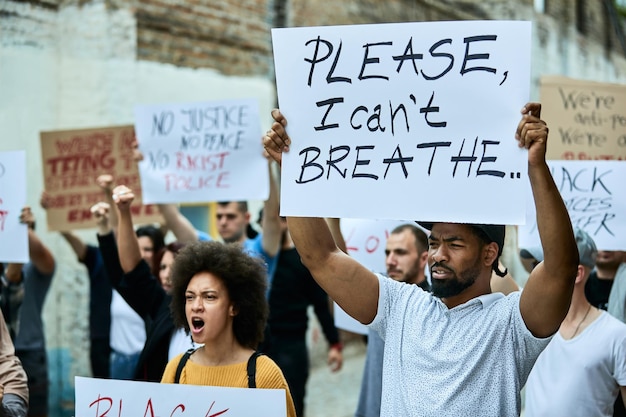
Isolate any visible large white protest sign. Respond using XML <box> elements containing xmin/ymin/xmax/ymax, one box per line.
<box><xmin>0</xmin><ymin>151</ymin><xmax>28</xmax><ymax>263</ymax></box>
<box><xmin>75</xmin><ymin>376</ymin><xmax>287</xmax><ymax>417</ymax></box>
<box><xmin>334</xmin><ymin>218</ymin><xmax>422</xmax><ymax>334</ymax></box>
<box><xmin>519</xmin><ymin>160</ymin><xmax>626</xmax><ymax>251</ymax></box>
<box><xmin>135</xmin><ymin>99</ymin><xmax>269</xmax><ymax>204</ymax></box>
<box><xmin>272</xmin><ymin>20</ymin><xmax>531</xmax><ymax>224</ymax></box>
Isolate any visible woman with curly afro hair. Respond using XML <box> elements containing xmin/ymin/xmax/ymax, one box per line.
<box><xmin>161</xmin><ymin>241</ymin><xmax>296</xmax><ymax>417</ymax></box>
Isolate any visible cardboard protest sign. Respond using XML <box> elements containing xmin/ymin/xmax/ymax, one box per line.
<box><xmin>519</xmin><ymin>160</ymin><xmax>626</xmax><ymax>251</ymax></box>
<box><xmin>334</xmin><ymin>218</ymin><xmax>422</xmax><ymax>334</ymax></box>
<box><xmin>272</xmin><ymin>20</ymin><xmax>532</xmax><ymax>224</ymax></box>
<box><xmin>75</xmin><ymin>376</ymin><xmax>287</xmax><ymax>417</ymax></box>
<box><xmin>134</xmin><ymin>98</ymin><xmax>269</xmax><ymax>204</ymax></box>
<box><xmin>541</xmin><ymin>76</ymin><xmax>626</xmax><ymax>160</ymax></box>
<box><xmin>0</xmin><ymin>151</ymin><xmax>28</xmax><ymax>263</ymax></box>
<box><xmin>40</xmin><ymin>126</ymin><xmax>161</xmax><ymax>231</ymax></box>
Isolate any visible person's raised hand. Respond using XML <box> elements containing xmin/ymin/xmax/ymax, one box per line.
<box><xmin>96</xmin><ymin>174</ymin><xmax>114</xmax><ymax>193</ymax></box>
<box><xmin>90</xmin><ymin>202</ymin><xmax>111</xmax><ymax>230</ymax></box>
<box><xmin>111</xmin><ymin>185</ymin><xmax>135</xmax><ymax>210</ymax></box>
<box><xmin>516</xmin><ymin>102</ymin><xmax>548</xmax><ymax>167</ymax></box>
<box><xmin>40</xmin><ymin>191</ymin><xmax>52</xmax><ymax>210</ymax></box>
<box><xmin>19</xmin><ymin>206</ymin><xmax>35</xmax><ymax>230</ymax></box>
<box><xmin>262</xmin><ymin>109</ymin><xmax>290</xmax><ymax>165</ymax></box>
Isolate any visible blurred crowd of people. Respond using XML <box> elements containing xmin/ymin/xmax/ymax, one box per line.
<box><xmin>1</xmin><ymin>103</ymin><xmax>625</xmax><ymax>417</ymax></box>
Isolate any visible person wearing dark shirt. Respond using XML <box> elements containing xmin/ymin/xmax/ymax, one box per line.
<box><xmin>265</xmin><ymin>216</ymin><xmax>342</xmax><ymax>417</ymax></box>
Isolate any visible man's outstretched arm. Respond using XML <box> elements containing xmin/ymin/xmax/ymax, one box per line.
<box><xmin>517</xmin><ymin>102</ymin><xmax>579</xmax><ymax>338</ymax></box>
<box><xmin>264</xmin><ymin>110</ymin><xmax>379</xmax><ymax>324</ymax></box>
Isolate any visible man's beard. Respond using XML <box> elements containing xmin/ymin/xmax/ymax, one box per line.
<box><xmin>222</xmin><ymin>229</ymin><xmax>244</xmax><ymax>244</ymax></box>
<box><xmin>430</xmin><ymin>258</ymin><xmax>482</xmax><ymax>298</ymax></box>
<box><xmin>596</xmin><ymin>256</ymin><xmax>621</xmax><ymax>271</ymax></box>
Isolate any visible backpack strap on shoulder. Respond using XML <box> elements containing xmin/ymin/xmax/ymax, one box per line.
<box><xmin>174</xmin><ymin>348</ymin><xmax>196</xmax><ymax>384</ymax></box>
<box><xmin>247</xmin><ymin>351</ymin><xmax>263</xmax><ymax>388</ymax></box>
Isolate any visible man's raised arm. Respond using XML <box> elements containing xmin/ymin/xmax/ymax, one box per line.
<box><xmin>517</xmin><ymin>102</ymin><xmax>579</xmax><ymax>338</ymax></box>
<box><xmin>263</xmin><ymin>110</ymin><xmax>379</xmax><ymax>324</ymax></box>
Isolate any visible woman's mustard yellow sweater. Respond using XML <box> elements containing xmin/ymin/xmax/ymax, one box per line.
<box><xmin>161</xmin><ymin>353</ymin><xmax>296</xmax><ymax>417</ymax></box>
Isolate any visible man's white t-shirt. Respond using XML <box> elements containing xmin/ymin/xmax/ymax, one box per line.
<box><xmin>369</xmin><ymin>273</ymin><xmax>550</xmax><ymax>417</ymax></box>
<box><xmin>525</xmin><ymin>310</ymin><xmax>626</xmax><ymax>417</ymax></box>
<box><xmin>109</xmin><ymin>290</ymin><xmax>146</xmax><ymax>355</ymax></box>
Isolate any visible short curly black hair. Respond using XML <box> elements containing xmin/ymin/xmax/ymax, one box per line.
<box><xmin>169</xmin><ymin>241</ymin><xmax>269</xmax><ymax>349</ymax></box>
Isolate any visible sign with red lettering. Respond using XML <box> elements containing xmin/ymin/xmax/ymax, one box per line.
<box><xmin>272</xmin><ymin>21</ymin><xmax>532</xmax><ymax>224</ymax></box>
<box><xmin>0</xmin><ymin>151</ymin><xmax>28</xmax><ymax>263</ymax></box>
<box><xmin>519</xmin><ymin>160</ymin><xmax>626</xmax><ymax>251</ymax></box>
<box><xmin>40</xmin><ymin>126</ymin><xmax>161</xmax><ymax>231</ymax></box>
<box><xmin>541</xmin><ymin>76</ymin><xmax>626</xmax><ymax>160</ymax></box>
<box><xmin>75</xmin><ymin>376</ymin><xmax>287</xmax><ymax>417</ymax></box>
<box><xmin>134</xmin><ymin>98</ymin><xmax>268</xmax><ymax>204</ymax></box>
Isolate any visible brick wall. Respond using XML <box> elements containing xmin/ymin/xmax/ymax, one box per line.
<box><xmin>5</xmin><ymin>0</ymin><xmax>624</xmax><ymax>77</ymax></box>
<box><xmin>127</xmin><ymin>0</ymin><xmax>625</xmax><ymax>77</ymax></box>
<box><xmin>133</xmin><ymin>0</ymin><xmax>274</xmax><ymax>76</ymax></box>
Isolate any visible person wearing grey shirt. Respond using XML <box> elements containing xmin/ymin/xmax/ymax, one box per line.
<box><xmin>263</xmin><ymin>103</ymin><xmax>579</xmax><ymax>416</ymax></box>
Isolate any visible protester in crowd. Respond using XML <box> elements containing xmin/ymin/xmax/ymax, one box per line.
<box><xmin>265</xmin><ymin>215</ymin><xmax>343</xmax><ymax>417</ymax></box>
<box><xmin>39</xmin><ymin>191</ymin><xmax>111</xmax><ymax>378</ymax></box>
<box><xmin>1</xmin><ymin>207</ymin><xmax>55</xmax><ymax>417</ymax></box>
<box><xmin>160</xmin><ymin>241</ymin><xmax>296</xmax><ymax>417</ymax></box>
<box><xmin>96</xmin><ymin>186</ymin><xmax>198</xmax><ymax>382</ymax></box>
<box><xmin>355</xmin><ymin>223</ymin><xmax>430</xmax><ymax>417</ymax></box>
<box><xmin>355</xmin><ymin>222</ymin><xmax>519</xmax><ymax>417</ymax></box>
<box><xmin>521</xmin><ymin>242</ymin><xmax>626</xmax><ymax>416</ymax></box>
<box><xmin>525</xmin><ymin>228</ymin><xmax>626</xmax><ymax>416</ymax></box>
<box><xmin>262</xmin><ymin>102</ymin><xmax>579</xmax><ymax>416</ymax></box>
<box><xmin>94</xmin><ymin>175</ymin><xmax>163</xmax><ymax>379</ymax></box>
<box><xmin>583</xmin><ymin>248</ymin><xmax>626</xmax><ymax>417</ymax></box>
<box><xmin>606</xmin><ymin>252</ymin><xmax>626</xmax><ymax>323</ymax></box>
<box><xmin>216</xmin><ymin>172</ymin><xmax>280</xmax><ymax>279</ymax></box>
<box><xmin>0</xmin><ymin>311</ymin><xmax>28</xmax><ymax>417</ymax></box>
<box><xmin>585</xmin><ymin>250</ymin><xmax>626</xmax><ymax>320</ymax></box>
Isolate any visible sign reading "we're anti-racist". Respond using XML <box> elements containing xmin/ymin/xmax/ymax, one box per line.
<box><xmin>541</xmin><ymin>76</ymin><xmax>626</xmax><ymax>161</ymax></box>
<box><xmin>272</xmin><ymin>20</ymin><xmax>532</xmax><ymax>225</ymax></box>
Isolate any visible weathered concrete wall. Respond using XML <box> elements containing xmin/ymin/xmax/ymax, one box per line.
<box><xmin>0</xmin><ymin>1</ymin><xmax>274</xmax><ymax>415</ymax></box>
<box><xmin>1</xmin><ymin>0</ymin><xmax>625</xmax><ymax>415</ymax></box>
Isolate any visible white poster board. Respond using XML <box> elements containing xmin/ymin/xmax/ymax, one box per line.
<box><xmin>75</xmin><ymin>376</ymin><xmax>287</xmax><ymax>417</ymax></box>
<box><xmin>0</xmin><ymin>151</ymin><xmax>28</xmax><ymax>263</ymax></box>
<box><xmin>519</xmin><ymin>160</ymin><xmax>626</xmax><ymax>251</ymax></box>
<box><xmin>272</xmin><ymin>20</ymin><xmax>532</xmax><ymax>224</ymax></box>
<box><xmin>134</xmin><ymin>99</ymin><xmax>269</xmax><ymax>204</ymax></box>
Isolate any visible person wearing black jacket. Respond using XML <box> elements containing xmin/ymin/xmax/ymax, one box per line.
<box><xmin>264</xmin><ymin>216</ymin><xmax>343</xmax><ymax>417</ymax></box>
<box><xmin>93</xmin><ymin>192</ymin><xmax>193</xmax><ymax>382</ymax></box>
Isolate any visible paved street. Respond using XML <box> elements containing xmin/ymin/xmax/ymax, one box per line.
<box><xmin>305</xmin><ymin>335</ymin><xmax>366</xmax><ymax>417</ymax></box>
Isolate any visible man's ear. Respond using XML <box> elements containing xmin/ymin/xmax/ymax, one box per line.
<box><xmin>419</xmin><ymin>251</ymin><xmax>429</xmax><ymax>269</ymax></box>
<box><xmin>483</xmin><ymin>242</ymin><xmax>499</xmax><ymax>267</ymax></box>
<box><xmin>574</xmin><ymin>264</ymin><xmax>585</xmax><ymax>285</ymax></box>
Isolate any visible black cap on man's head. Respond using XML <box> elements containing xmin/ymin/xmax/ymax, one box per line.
<box><xmin>417</xmin><ymin>222</ymin><xmax>506</xmax><ymax>256</ymax></box>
